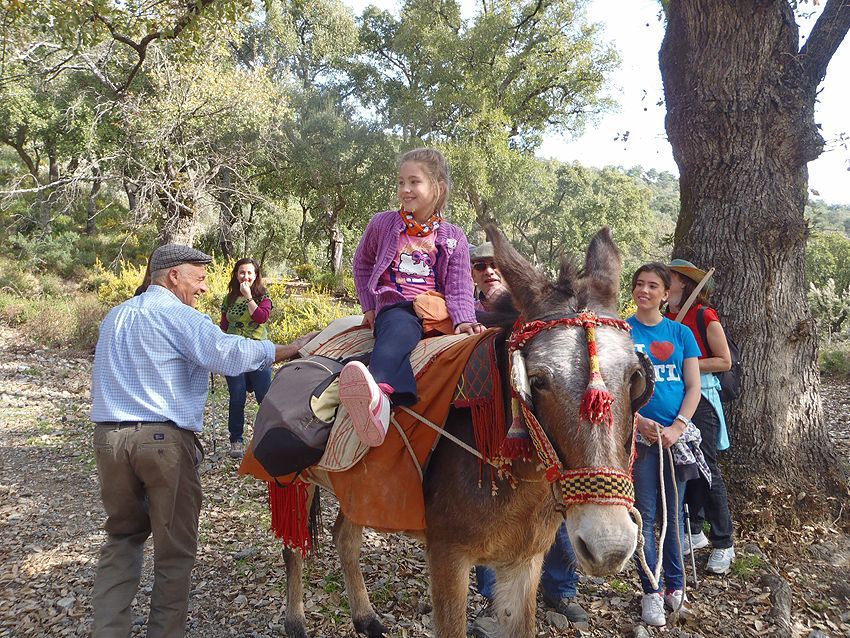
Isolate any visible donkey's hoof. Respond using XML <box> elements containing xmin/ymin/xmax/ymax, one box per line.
<box><xmin>353</xmin><ymin>615</ymin><xmax>387</xmax><ymax>637</ymax></box>
<box><xmin>284</xmin><ymin>618</ymin><xmax>310</xmax><ymax>638</ymax></box>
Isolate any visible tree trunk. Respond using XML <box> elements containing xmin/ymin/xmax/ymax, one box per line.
<box><xmin>329</xmin><ymin>220</ymin><xmax>344</xmax><ymax>274</ymax></box>
<box><xmin>158</xmin><ymin>186</ymin><xmax>197</xmax><ymax>246</ymax></box>
<box><xmin>218</xmin><ymin>166</ymin><xmax>235</xmax><ymax>259</ymax></box>
<box><xmin>660</xmin><ymin>1</ymin><xmax>848</xmax><ymax>506</ymax></box>
<box><xmin>85</xmin><ymin>164</ymin><xmax>102</xmax><ymax>236</ymax></box>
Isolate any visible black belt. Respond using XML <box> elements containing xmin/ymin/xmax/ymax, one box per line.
<box><xmin>96</xmin><ymin>420</ymin><xmax>178</xmax><ymax>428</ymax></box>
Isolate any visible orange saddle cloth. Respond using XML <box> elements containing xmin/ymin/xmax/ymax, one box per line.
<box><xmin>238</xmin><ymin>325</ymin><xmax>504</xmax><ymax>536</ymax></box>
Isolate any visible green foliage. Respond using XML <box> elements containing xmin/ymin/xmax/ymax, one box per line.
<box><xmin>819</xmin><ymin>342</ymin><xmax>850</xmax><ymax>378</ymax></box>
<box><xmin>314</xmin><ymin>271</ymin><xmax>356</xmax><ymax>298</ymax></box>
<box><xmin>805</xmin><ymin>198</ymin><xmax>850</xmax><ymax>236</ymax></box>
<box><xmin>806</xmin><ymin>231</ymin><xmax>850</xmax><ymax>293</ymax></box>
<box><xmin>728</xmin><ymin>552</ymin><xmax>766</xmax><ymax>579</ymax></box>
<box><xmin>87</xmin><ymin>259</ymin><xmax>149</xmax><ymax>305</ymax></box>
<box><xmin>807</xmin><ymin>279</ymin><xmax>850</xmax><ymax>343</ymax></box>
<box><xmin>264</xmin><ymin>288</ymin><xmax>354</xmax><ymax>344</ymax></box>
<box><xmin>8</xmin><ymin>231</ymin><xmax>82</xmax><ymax>278</ymax></box>
<box><xmin>294</xmin><ymin>263</ymin><xmax>319</xmax><ymax>281</ymax></box>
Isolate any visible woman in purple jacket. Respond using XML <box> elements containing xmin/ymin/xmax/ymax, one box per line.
<box><xmin>339</xmin><ymin>148</ymin><xmax>481</xmax><ymax>447</ymax></box>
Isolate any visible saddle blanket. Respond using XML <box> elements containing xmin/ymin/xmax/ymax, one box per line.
<box><xmin>239</xmin><ymin>324</ymin><xmax>503</xmax><ymax>532</ymax></box>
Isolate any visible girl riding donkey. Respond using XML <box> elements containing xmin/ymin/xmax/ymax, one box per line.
<box><xmin>340</xmin><ymin>147</ymin><xmax>483</xmax><ymax>445</ymax></box>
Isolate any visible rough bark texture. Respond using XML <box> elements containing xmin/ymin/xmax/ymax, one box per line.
<box><xmin>660</xmin><ymin>0</ymin><xmax>850</xmax><ymax>497</ymax></box>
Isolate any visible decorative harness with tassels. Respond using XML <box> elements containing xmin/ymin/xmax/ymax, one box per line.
<box><xmin>503</xmin><ymin>309</ymin><xmax>637</xmax><ymax>508</ymax></box>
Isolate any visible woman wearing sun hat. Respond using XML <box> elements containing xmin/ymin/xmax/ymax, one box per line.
<box><xmin>665</xmin><ymin>258</ymin><xmax>736</xmax><ymax>575</ymax></box>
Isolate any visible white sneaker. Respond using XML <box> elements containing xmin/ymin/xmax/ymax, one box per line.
<box><xmin>706</xmin><ymin>546</ymin><xmax>736</xmax><ymax>574</ymax></box>
<box><xmin>664</xmin><ymin>589</ymin><xmax>685</xmax><ymax>611</ymax></box>
<box><xmin>683</xmin><ymin>531</ymin><xmax>710</xmax><ymax>555</ymax></box>
<box><xmin>641</xmin><ymin>592</ymin><xmax>666</xmax><ymax>626</ymax></box>
<box><xmin>339</xmin><ymin>361</ymin><xmax>391</xmax><ymax>447</ymax></box>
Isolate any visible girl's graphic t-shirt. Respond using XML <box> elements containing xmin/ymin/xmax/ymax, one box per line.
<box><xmin>626</xmin><ymin>315</ymin><xmax>700</xmax><ymax>427</ymax></box>
<box><xmin>378</xmin><ymin>232</ymin><xmax>438</xmax><ymax>300</ymax></box>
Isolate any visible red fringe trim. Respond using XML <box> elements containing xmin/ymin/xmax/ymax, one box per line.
<box><xmin>268</xmin><ymin>480</ymin><xmax>311</xmax><ymax>558</ymax></box>
<box><xmin>579</xmin><ymin>386</ymin><xmax>614</xmax><ymax>427</ymax></box>
<box><xmin>499</xmin><ymin>435</ymin><xmax>535</xmax><ymax>461</ymax></box>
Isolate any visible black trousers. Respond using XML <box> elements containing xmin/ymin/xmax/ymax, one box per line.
<box><xmin>683</xmin><ymin>396</ymin><xmax>734</xmax><ymax>549</ymax></box>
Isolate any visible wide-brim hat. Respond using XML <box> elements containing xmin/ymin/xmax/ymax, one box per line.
<box><xmin>669</xmin><ymin>258</ymin><xmax>715</xmax><ymax>291</ymax></box>
<box><xmin>469</xmin><ymin>242</ymin><xmax>495</xmax><ymax>262</ymax></box>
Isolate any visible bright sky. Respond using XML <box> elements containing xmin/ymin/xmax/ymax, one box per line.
<box><xmin>347</xmin><ymin>0</ymin><xmax>850</xmax><ymax>205</ymax></box>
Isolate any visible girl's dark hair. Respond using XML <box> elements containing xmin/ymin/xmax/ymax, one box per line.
<box><xmin>631</xmin><ymin>262</ymin><xmax>671</xmax><ymax>309</ymax></box>
<box><xmin>671</xmin><ymin>270</ymin><xmax>710</xmax><ymax>307</ymax></box>
<box><xmin>226</xmin><ymin>258</ymin><xmax>267</xmax><ymax>306</ymax></box>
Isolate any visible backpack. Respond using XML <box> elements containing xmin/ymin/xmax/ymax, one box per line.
<box><xmin>252</xmin><ymin>355</ymin><xmax>344</xmax><ymax>477</ymax></box>
<box><xmin>695</xmin><ymin>308</ymin><xmax>743</xmax><ymax>402</ymax></box>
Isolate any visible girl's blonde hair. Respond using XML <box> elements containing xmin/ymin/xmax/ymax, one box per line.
<box><xmin>398</xmin><ymin>147</ymin><xmax>452</xmax><ymax>213</ymax></box>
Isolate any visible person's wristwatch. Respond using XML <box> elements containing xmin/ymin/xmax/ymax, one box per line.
<box><xmin>675</xmin><ymin>414</ymin><xmax>693</xmax><ymax>428</ymax></box>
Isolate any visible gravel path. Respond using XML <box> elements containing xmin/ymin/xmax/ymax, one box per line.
<box><xmin>1</xmin><ymin>323</ymin><xmax>848</xmax><ymax>637</ymax></box>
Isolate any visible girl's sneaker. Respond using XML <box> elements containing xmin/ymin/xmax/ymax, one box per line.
<box><xmin>664</xmin><ymin>589</ymin><xmax>685</xmax><ymax>611</ymax></box>
<box><xmin>339</xmin><ymin>361</ymin><xmax>391</xmax><ymax>447</ymax></box>
<box><xmin>641</xmin><ymin>592</ymin><xmax>666</xmax><ymax>626</ymax></box>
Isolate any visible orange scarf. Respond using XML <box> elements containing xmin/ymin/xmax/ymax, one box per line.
<box><xmin>400</xmin><ymin>209</ymin><xmax>442</xmax><ymax>237</ymax></box>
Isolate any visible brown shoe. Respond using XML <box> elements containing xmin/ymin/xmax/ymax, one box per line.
<box><xmin>228</xmin><ymin>440</ymin><xmax>244</xmax><ymax>459</ymax></box>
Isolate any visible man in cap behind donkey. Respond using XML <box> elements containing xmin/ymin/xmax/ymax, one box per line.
<box><xmin>89</xmin><ymin>244</ymin><xmax>314</xmax><ymax>637</ymax></box>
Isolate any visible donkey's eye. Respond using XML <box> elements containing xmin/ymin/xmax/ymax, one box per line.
<box><xmin>529</xmin><ymin>374</ymin><xmax>548</xmax><ymax>391</ymax></box>
<box><xmin>629</xmin><ymin>368</ymin><xmax>646</xmax><ymax>401</ymax></box>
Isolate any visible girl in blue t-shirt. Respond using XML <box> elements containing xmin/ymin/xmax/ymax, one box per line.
<box><xmin>626</xmin><ymin>262</ymin><xmax>701</xmax><ymax>627</ymax></box>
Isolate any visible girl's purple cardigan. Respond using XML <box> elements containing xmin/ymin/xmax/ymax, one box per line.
<box><xmin>352</xmin><ymin>210</ymin><xmax>476</xmax><ymax>326</ymax></box>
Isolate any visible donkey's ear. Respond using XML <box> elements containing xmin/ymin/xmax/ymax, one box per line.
<box><xmin>485</xmin><ymin>224</ymin><xmax>551</xmax><ymax>316</ymax></box>
<box><xmin>579</xmin><ymin>226</ymin><xmax>621</xmax><ymax>311</ymax></box>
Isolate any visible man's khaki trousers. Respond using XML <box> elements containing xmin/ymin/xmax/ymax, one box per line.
<box><xmin>91</xmin><ymin>422</ymin><xmax>202</xmax><ymax>638</ymax></box>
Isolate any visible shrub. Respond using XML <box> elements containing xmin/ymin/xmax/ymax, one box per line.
<box><xmin>0</xmin><ymin>255</ymin><xmax>41</xmax><ymax>296</ymax></box>
<box><xmin>86</xmin><ymin>259</ymin><xmax>149</xmax><ymax>304</ymax></box>
<box><xmin>819</xmin><ymin>342</ymin><xmax>850</xmax><ymax>378</ymax></box>
<box><xmin>266</xmin><ymin>290</ymin><xmax>356</xmax><ymax>344</ymax></box>
<box><xmin>808</xmin><ymin>278</ymin><xmax>850</xmax><ymax>343</ymax></box>
<box><xmin>314</xmin><ymin>271</ymin><xmax>357</xmax><ymax>299</ymax></box>
<box><xmin>7</xmin><ymin>293</ymin><xmax>108</xmax><ymax>351</ymax></box>
<box><xmin>88</xmin><ymin>257</ymin><xmax>234</xmax><ymax>319</ymax></box>
<box><xmin>8</xmin><ymin>230</ymin><xmax>81</xmax><ymax>277</ymax></box>
<box><xmin>294</xmin><ymin>263</ymin><xmax>318</xmax><ymax>282</ymax></box>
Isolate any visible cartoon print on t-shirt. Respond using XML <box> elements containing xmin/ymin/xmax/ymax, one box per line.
<box><xmin>398</xmin><ymin>249</ymin><xmax>433</xmax><ymax>284</ymax></box>
<box><xmin>635</xmin><ymin>341</ymin><xmax>681</xmax><ymax>383</ymax></box>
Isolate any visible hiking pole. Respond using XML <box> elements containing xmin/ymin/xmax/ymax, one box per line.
<box><xmin>683</xmin><ymin>504</ymin><xmax>699</xmax><ymax>588</ymax></box>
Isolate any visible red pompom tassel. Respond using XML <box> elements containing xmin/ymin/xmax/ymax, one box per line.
<box><xmin>268</xmin><ymin>480</ymin><xmax>311</xmax><ymax>557</ymax></box>
<box><xmin>579</xmin><ymin>386</ymin><xmax>614</xmax><ymax>427</ymax></box>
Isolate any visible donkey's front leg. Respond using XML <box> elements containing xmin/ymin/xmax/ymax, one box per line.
<box><xmin>282</xmin><ymin>547</ymin><xmax>309</xmax><ymax>638</ymax></box>
<box><xmin>428</xmin><ymin>547</ymin><xmax>471</xmax><ymax>638</ymax></box>
<box><xmin>332</xmin><ymin>513</ymin><xmax>387</xmax><ymax>637</ymax></box>
<box><xmin>493</xmin><ymin>552</ymin><xmax>545</xmax><ymax>638</ymax></box>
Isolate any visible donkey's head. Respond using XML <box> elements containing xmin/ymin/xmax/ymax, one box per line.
<box><xmin>487</xmin><ymin>226</ymin><xmax>652</xmax><ymax>575</ymax></box>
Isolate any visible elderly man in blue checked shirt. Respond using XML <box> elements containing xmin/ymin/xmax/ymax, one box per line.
<box><xmin>90</xmin><ymin>244</ymin><xmax>314</xmax><ymax>638</ymax></box>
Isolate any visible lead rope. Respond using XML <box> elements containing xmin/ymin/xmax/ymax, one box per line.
<box><xmin>630</xmin><ymin>430</ymin><xmax>688</xmax><ymax>616</ymax></box>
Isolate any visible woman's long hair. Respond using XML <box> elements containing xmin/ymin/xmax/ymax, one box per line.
<box><xmin>671</xmin><ymin>271</ymin><xmax>711</xmax><ymax>310</ymax></box>
<box><xmin>226</xmin><ymin>258</ymin><xmax>267</xmax><ymax>306</ymax></box>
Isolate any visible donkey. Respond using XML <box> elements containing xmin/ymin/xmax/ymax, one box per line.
<box><xmin>281</xmin><ymin>227</ymin><xmax>654</xmax><ymax>638</ymax></box>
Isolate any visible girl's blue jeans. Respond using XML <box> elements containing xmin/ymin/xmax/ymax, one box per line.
<box><xmin>225</xmin><ymin>367</ymin><xmax>273</xmax><ymax>443</ymax></box>
<box><xmin>633</xmin><ymin>443</ymin><xmax>686</xmax><ymax>593</ymax></box>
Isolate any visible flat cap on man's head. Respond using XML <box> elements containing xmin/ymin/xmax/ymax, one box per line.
<box><xmin>149</xmin><ymin>244</ymin><xmax>213</xmax><ymax>272</ymax></box>
<box><xmin>469</xmin><ymin>242</ymin><xmax>495</xmax><ymax>262</ymax></box>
